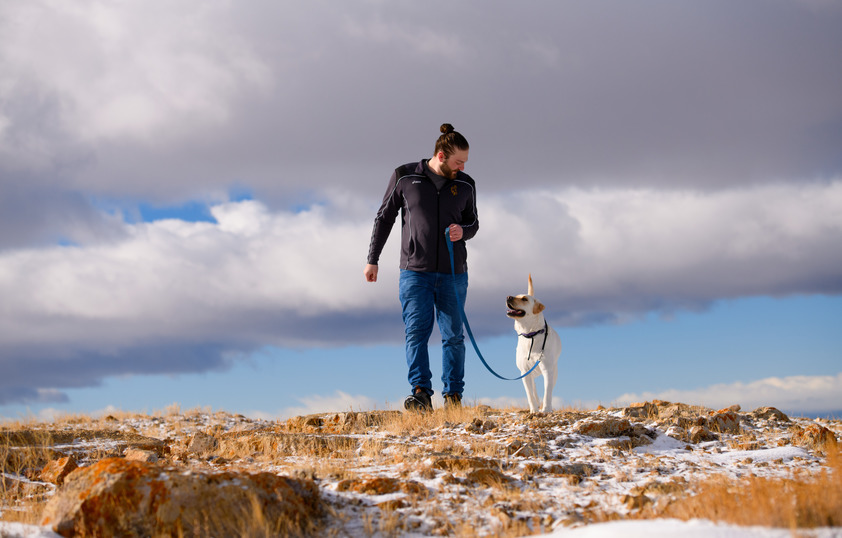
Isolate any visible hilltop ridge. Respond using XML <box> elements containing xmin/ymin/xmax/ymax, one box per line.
<box><xmin>1</xmin><ymin>401</ymin><xmax>840</xmax><ymax>536</ymax></box>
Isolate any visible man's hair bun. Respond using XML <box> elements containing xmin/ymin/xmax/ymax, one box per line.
<box><xmin>434</xmin><ymin>123</ymin><xmax>469</xmax><ymax>157</ymax></box>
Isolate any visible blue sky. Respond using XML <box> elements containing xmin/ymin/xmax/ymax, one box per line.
<box><xmin>12</xmin><ymin>291</ymin><xmax>838</xmax><ymax>420</ymax></box>
<box><xmin>1</xmin><ymin>1</ymin><xmax>841</xmax><ymax>422</ymax></box>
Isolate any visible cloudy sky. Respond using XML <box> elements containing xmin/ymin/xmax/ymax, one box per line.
<box><xmin>1</xmin><ymin>0</ymin><xmax>840</xmax><ymax>421</ymax></box>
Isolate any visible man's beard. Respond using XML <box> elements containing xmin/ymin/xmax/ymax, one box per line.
<box><xmin>440</xmin><ymin>162</ymin><xmax>457</xmax><ymax>179</ymax></box>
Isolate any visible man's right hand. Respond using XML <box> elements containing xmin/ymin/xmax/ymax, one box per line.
<box><xmin>364</xmin><ymin>264</ymin><xmax>378</xmax><ymax>282</ymax></box>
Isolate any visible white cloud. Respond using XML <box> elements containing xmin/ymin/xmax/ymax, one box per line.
<box><xmin>276</xmin><ymin>391</ymin><xmax>382</xmax><ymax>420</ymax></box>
<box><xmin>0</xmin><ymin>182</ymin><xmax>840</xmax><ymax>405</ymax></box>
<box><xmin>0</xmin><ymin>196</ymin><xmax>395</xmax><ymax>351</ymax></box>
<box><xmin>1</xmin><ymin>181</ymin><xmax>840</xmax><ymax>351</ymax></box>
<box><xmin>468</xmin><ymin>181</ymin><xmax>842</xmax><ymax>320</ymax></box>
<box><xmin>614</xmin><ymin>372</ymin><xmax>842</xmax><ymax>414</ymax></box>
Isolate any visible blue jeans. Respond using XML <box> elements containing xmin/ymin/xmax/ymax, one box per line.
<box><xmin>399</xmin><ymin>269</ymin><xmax>468</xmax><ymax>397</ymax></box>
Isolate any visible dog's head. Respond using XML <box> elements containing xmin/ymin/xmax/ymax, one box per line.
<box><xmin>506</xmin><ymin>274</ymin><xmax>545</xmax><ymax>318</ymax></box>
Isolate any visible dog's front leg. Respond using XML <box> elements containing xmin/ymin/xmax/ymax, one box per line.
<box><xmin>521</xmin><ymin>374</ymin><xmax>540</xmax><ymax>413</ymax></box>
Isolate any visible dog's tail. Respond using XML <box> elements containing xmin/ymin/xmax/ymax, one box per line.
<box><xmin>528</xmin><ymin>274</ymin><xmax>534</xmax><ymax>296</ymax></box>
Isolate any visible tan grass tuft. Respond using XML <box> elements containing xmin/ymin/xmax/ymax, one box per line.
<box><xmin>652</xmin><ymin>448</ymin><xmax>842</xmax><ymax>528</ymax></box>
<box><xmin>379</xmin><ymin>404</ymin><xmax>488</xmax><ymax>435</ymax></box>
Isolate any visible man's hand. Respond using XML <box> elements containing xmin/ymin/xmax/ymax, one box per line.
<box><xmin>364</xmin><ymin>264</ymin><xmax>379</xmax><ymax>282</ymax></box>
<box><xmin>448</xmin><ymin>224</ymin><xmax>463</xmax><ymax>242</ymax></box>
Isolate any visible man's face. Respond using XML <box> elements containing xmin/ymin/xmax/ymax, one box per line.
<box><xmin>439</xmin><ymin>149</ymin><xmax>469</xmax><ymax>179</ymax></box>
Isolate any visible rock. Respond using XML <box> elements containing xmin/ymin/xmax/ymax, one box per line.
<box><xmin>41</xmin><ymin>457</ymin><xmax>321</xmax><ymax>537</ymax></box>
<box><xmin>623</xmin><ymin>402</ymin><xmax>656</xmax><ymax>419</ymax></box>
<box><xmin>665</xmin><ymin>426</ymin><xmax>686</xmax><ymax>441</ymax></box>
<box><xmin>282</xmin><ymin>414</ymin><xmax>325</xmax><ymax>430</ymax></box>
<box><xmin>123</xmin><ymin>448</ymin><xmax>158</xmax><ymax>463</ymax></box>
<box><xmin>330</xmin><ymin>412</ymin><xmax>357</xmax><ymax>427</ymax></box>
<box><xmin>657</xmin><ymin>403</ymin><xmax>710</xmax><ymax>423</ymax></box>
<box><xmin>39</xmin><ymin>456</ymin><xmax>77</xmax><ymax>486</ymax></box>
<box><xmin>466</xmin><ymin>417</ymin><xmax>497</xmax><ymax>433</ymax></box>
<box><xmin>790</xmin><ymin>424</ymin><xmax>838</xmax><ymax>455</ymax></box>
<box><xmin>709</xmin><ymin>409</ymin><xmax>741</xmax><ymax>434</ymax></box>
<box><xmin>574</xmin><ymin>418</ymin><xmax>635</xmax><ymax>438</ymax></box>
<box><xmin>574</xmin><ymin>418</ymin><xmax>655</xmax><ymax>448</ymax></box>
<box><xmin>751</xmin><ymin>407</ymin><xmax>791</xmax><ymax>422</ymax></box>
<box><xmin>304</xmin><ymin>416</ymin><xmax>323</xmax><ymax>428</ymax></box>
<box><xmin>688</xmin><ymin>425</ymin><xmax>718</xmax><ymax>444</ymax></box>
<box><xmin>187</xmin><ymin>431</ymin><xmax>218</xmax><ymax>455</ymax></box>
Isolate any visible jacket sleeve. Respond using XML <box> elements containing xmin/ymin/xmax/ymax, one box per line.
<box><xmin>460</xmin><ymin>180</ymin><xmax>479</xmax><ymax>242</ymax></box>
<box><xmin>366</xmin><ymin>169</ymin><xmax>401</xmax><ymax>265</ymax></box>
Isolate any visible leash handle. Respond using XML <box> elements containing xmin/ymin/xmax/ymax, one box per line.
<box><xmin>445</xmin><ymin>229</ymin><xmax>541</xmax><ymax>381</ymax></box>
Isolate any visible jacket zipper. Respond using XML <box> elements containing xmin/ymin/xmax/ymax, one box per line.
<box><xmin>436</xmin><ymin>186</ymin><xmax>442</xmax><ymax>272</ymax></box>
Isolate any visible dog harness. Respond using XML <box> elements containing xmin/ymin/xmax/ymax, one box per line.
<box><xmin>520</xmin><ymin>321</ymin><xmax>550</xmax><ymax>362</ymax></box>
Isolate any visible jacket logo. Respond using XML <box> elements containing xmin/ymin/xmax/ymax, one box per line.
<box><xmin>451</xmin><ymin>185</ymin><xmax>458</xmax><ymax>196</ymax></box>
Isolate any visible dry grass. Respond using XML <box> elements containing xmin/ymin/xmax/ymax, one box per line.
<box><xmin>173</xmin><ymin>490</ymin><xmax>319</xmax><ymax>538</ymax></box>
<box><xmin>1</xmin><ymin>431</ymin><xmax>56</xmax><ymax>525</ymax></box>
<box><xmin>1</xmin><ymin>431</ymin><xmax>60</xmax><ymax>475</ymax></box>
<box><xmin>648</xmin><ymin>448</ymin><xmax>842</xmax><ymax>528</ymax></box>
<box><xmin>378</xmin><ymin>403</ymin><xmax>489</xmax><ymax>435</ymax></box>
<box><xmin>3</xmin><ymin>404</ymin><xmax>841</xmax><ymax>535</ymax></box>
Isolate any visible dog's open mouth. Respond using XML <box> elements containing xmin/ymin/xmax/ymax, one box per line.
<box><xmin>506</xmin><ymin>307</ymin><xmax>526</xmax><ymax>318</ymax></box>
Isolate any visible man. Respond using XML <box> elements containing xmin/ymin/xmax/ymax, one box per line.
<box><xmin>364</xmin><ymin>124</ymin><xmax>479</xmax><ymax>412</ymax></box>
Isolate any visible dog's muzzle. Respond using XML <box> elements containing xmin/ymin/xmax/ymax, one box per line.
<box><xmin>506</xmin><ymin>297</ymin><xmax>526</xmax><ymax>318</ymax></box>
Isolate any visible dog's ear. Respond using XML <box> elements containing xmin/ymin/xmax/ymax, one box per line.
<box><xmin>533</xmin><ymin>300</ymin><xmax>545</xmax><ymax>314</ymax></box>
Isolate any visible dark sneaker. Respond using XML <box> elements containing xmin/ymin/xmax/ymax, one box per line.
<box><xmin>404</xmin><ymin>387</ymin><xmax>433</xmax><ymax>412</ymax></box>
<box><xmin>443</xmin><ymin>393</ymin><xmax>462</xmax><ymax>409</ymax></box>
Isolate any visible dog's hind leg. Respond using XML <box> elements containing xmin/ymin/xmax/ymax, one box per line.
<box><xmin>540</xmin><ymin>366</ymin><xmax>557</xmax><ymax>413</ymax></box>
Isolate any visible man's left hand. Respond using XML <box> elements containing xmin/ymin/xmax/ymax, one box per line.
<box><xmin>448</xmin><ymin>224</ymin><xmax>463</xmax><ymax>242</ymax></box>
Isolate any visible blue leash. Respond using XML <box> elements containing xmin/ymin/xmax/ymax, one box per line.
<box><xmin>445</xmin><ymin>229</ymin><xmax>541</xmax><ymax>381</ymax></box>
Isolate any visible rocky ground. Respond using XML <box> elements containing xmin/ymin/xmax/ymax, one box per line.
<box><xmin>1</xmin><ymin>401</ymin><xmax>840</xmax><ymax>536</ymax></box>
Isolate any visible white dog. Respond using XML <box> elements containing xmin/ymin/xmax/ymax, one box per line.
<box><xmin>506</xmin><ymin>275</ymin><xmax>562</xmax><ymax>413</ymax></box>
